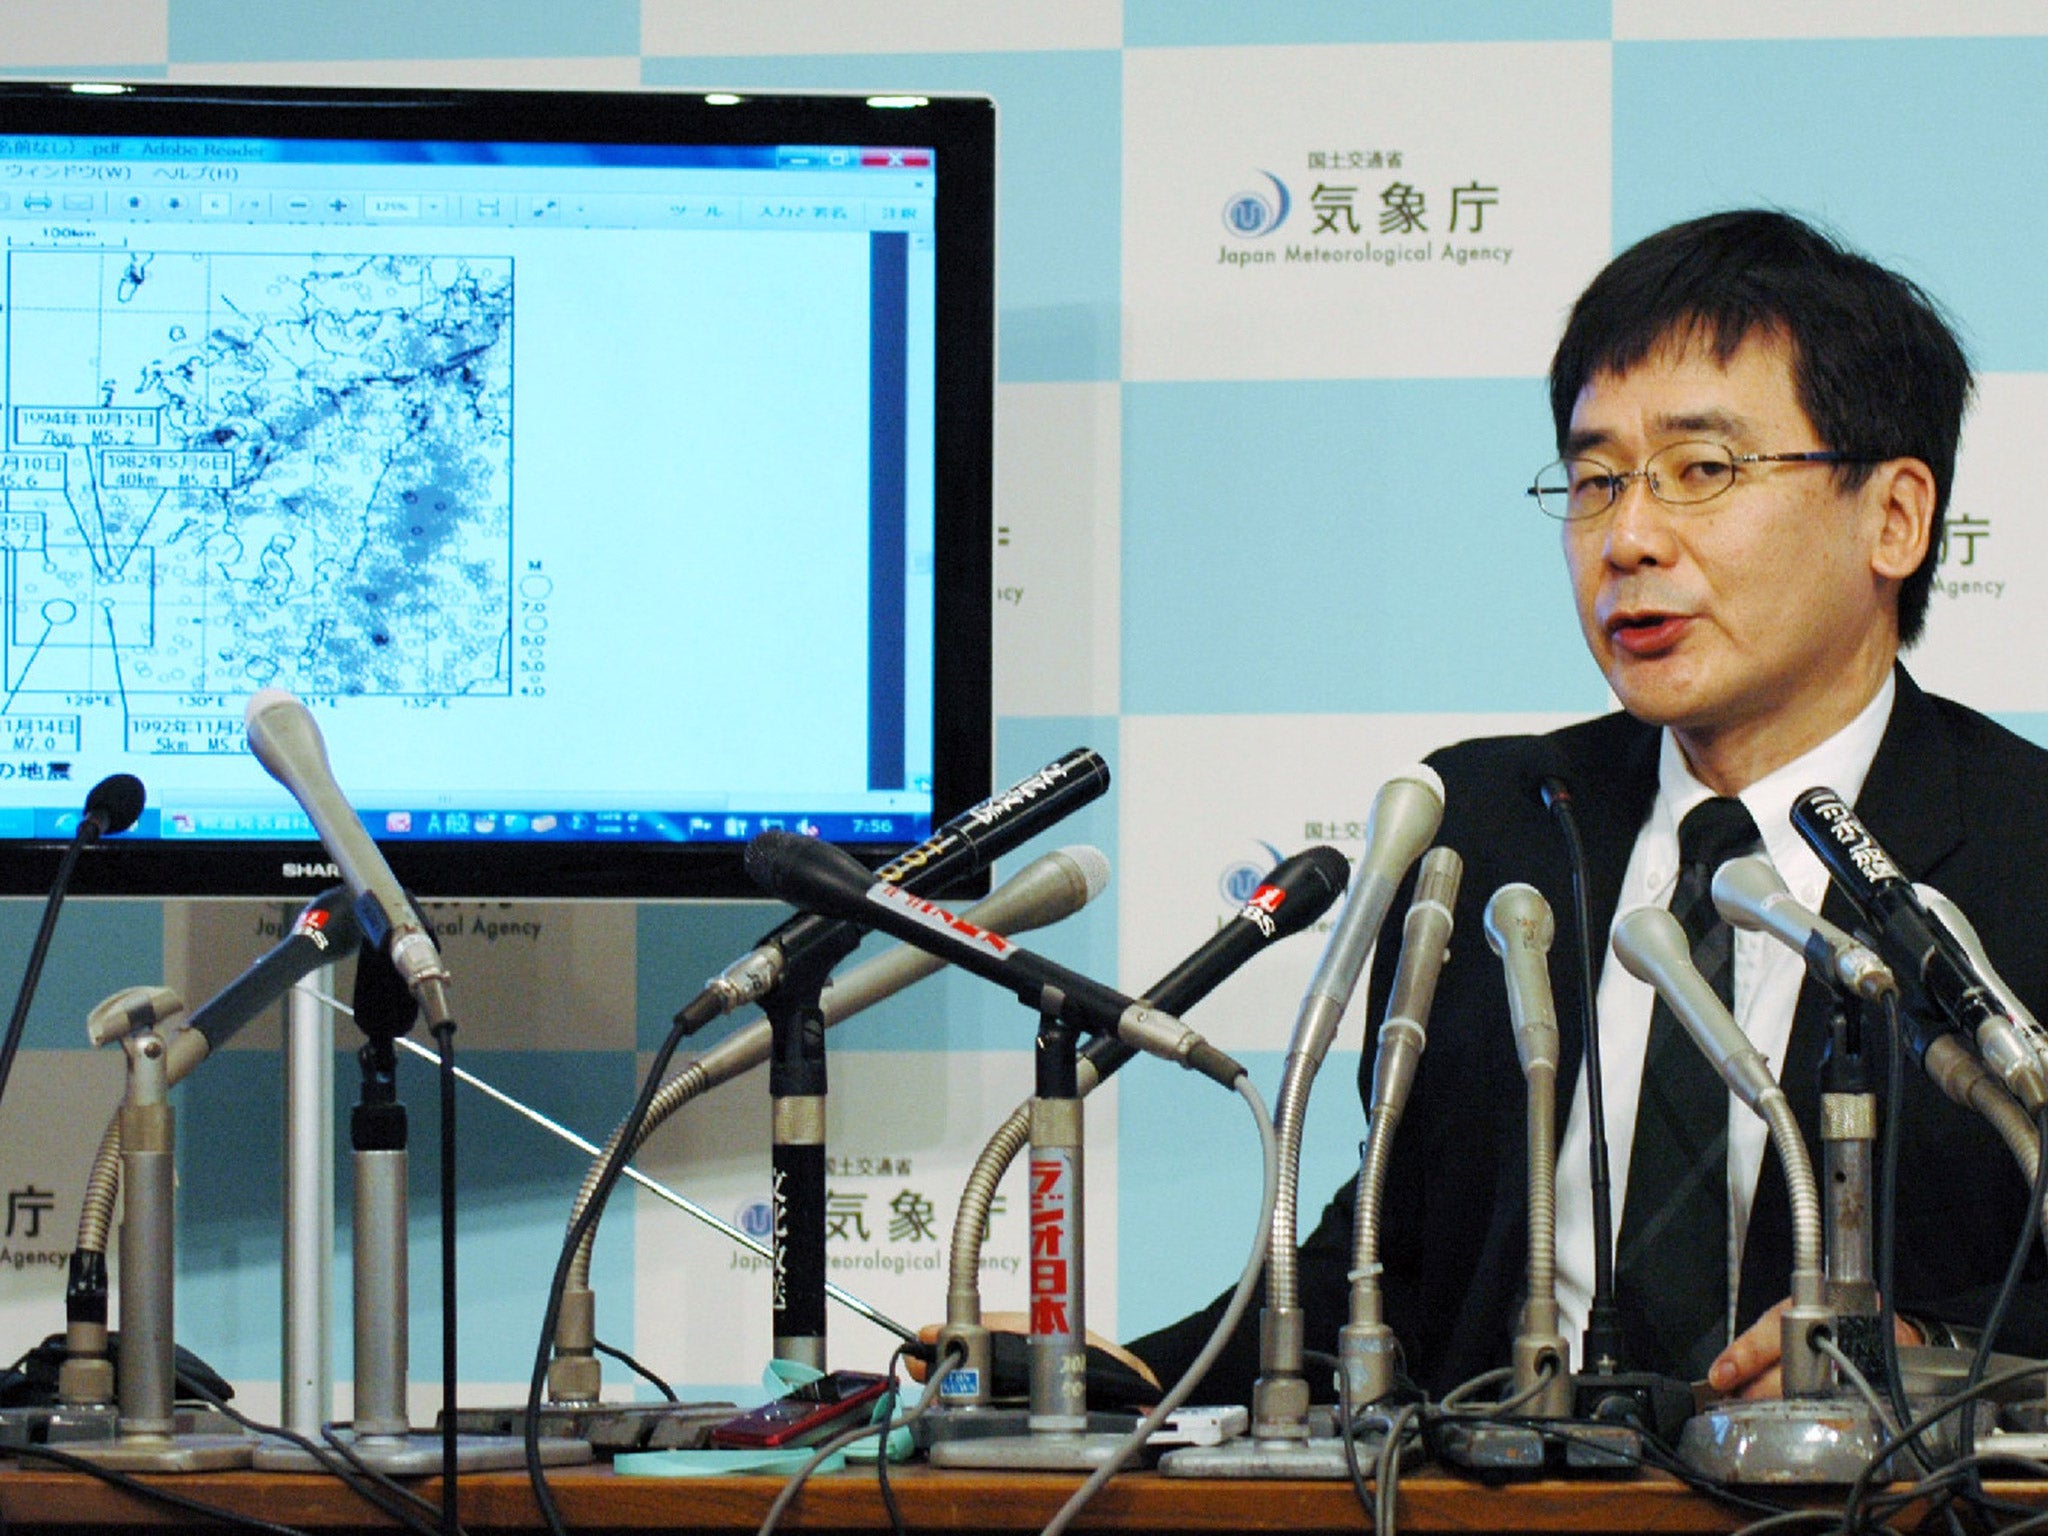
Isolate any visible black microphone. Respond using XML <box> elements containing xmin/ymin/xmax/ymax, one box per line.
<box><xmin>245</xmin><ymin>690</ymin><xmax>449</xmax><ymax>1021</ymax></box>
<box><xmin>1148</xmin><ymin>845</ymin><xmax>1352</xmax><ymax>1009</ymax></box>
<box><xmin>186</xmin><ymin>887</ymin><xmax>364</xmax><ymax>1054</ymax></box>
<box><xmin>1075</xmin><ymin>844</ymin><xmax>1351</xmax><ymax>1085</ymax></box>
<box><xmin>82</xmin><ymin>773</ymin><xmax>146</xmax><ymax>838</ymax></box>
<box><xmin>0</xmin><ymin>773</ymin><xmax>149</xmax><ymax>1114</ymax></box>
<box><xmin>1791</xmin><ymin>788</ymin><xmax>2014</xmax><ymax>1061</ymax></box>
<box><xmin>677</xmin><ymin>748</ymin><xmax>1112</xmax><ymax>1032</ymax></box>
<box><xmin>744</xmin><ymin>828</ymin><xmax>1245</xmax><ymax>1086</ymax></box>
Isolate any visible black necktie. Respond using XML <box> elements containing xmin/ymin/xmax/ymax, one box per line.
<box><xmin>1614</xmin><ymin>795</ymin><xmax>1761</xmax><ymax>1380</ymax></box>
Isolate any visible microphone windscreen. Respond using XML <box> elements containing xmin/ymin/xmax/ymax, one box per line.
<box><xmin>1060</xmin><ymin>844</ymin><xmax>1112</xmax><ymax>903</ymax></box>
<box><xmin>742</xmin><ymin>828</ymin><xmax>809</xmax><ymax>893</ymax></box>
<box><xmin>85</xmin><ymin>773</ymin><xmax>146</xmax><ymax>836</ymax></box>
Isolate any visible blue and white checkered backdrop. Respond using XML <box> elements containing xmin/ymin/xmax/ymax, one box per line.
<box><xmin>2</xmin><ymin>0</ymin><xmax>2045</xmax><ymax>1417</ymax></box>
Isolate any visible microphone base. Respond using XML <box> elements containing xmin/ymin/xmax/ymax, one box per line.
<box><xmin>1433</xmin><ymin>1418</ymin><xmax>1640</xmax><ymax>1475</ymax></box>
<box><xmin>442</xmin><ymin>1400</ymin><xmax>737</xmax><ymax>1453</ymax></box>
<box><xmin>251</xmin><ymin>1426</ymin><xmax>592</xmax><ymax>1474</ymax></box>
<box><xmin>1570</xmin><ymin>1369</ymin><xmax>1697</xmax><ymax>1444</ymax></box>
<box><xmin>1677</xmin><ymin>1397</ymin><xmax>1899</xmax><ymax>1485</ymax></box>
<box><xmin>1161</xmin><ymin>1431</ymin><xmax>1391</xmax><ymax>1480</ymax></box>
<box><xmin>918</xmin><ymin>1405</ymin><xmax>1145</xmax><ymax>1448</ymax></box>
<box><xmin>30</xmin><ymin>1409</ymin><xmax>257</xmax><ymax>1474</ymax></box>
<box><xmin>0</xmin><ymin>1400</ymin><xmax>250</xmax><ymax>1470</ymax></box>
<box><xmin>928</xmin><ymin>1422</ymin><xmax>1148</xmax><ymax>1471</ymax></box>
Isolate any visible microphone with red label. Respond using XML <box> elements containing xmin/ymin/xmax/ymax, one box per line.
<box><xmin>744</xmin><ymin>828</ymin><xmax>1245</xmax><ymax>1086</ymax></box>
<box><xmin>677</xmin><ymin>748</ymin><xmax>1111</xmax><ymax>1031</ymax></box>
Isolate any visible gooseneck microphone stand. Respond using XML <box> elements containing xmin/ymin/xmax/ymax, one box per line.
<box><xmin>61</xmin><ymin>1012</ymin><xmax>257</xmax><ymax>1471</ymax></box>
<box><xmin>931</xmin><ymin>996</ymin><xmax>1144</xmax><ymax>1470</ymax></box>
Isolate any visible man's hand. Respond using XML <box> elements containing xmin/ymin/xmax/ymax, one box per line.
<box><xmin>1707</xmin><ymin>1299</ymin><xmax>1923</xmax><ymax>1399</ymax></box>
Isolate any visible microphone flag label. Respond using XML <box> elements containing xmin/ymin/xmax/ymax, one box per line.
<box><xmin>867</xmin><ymin>881</ymin><xmax>1015</xmax><ymax>958</ymax></box>
<box><xmin>1029</xmin><ymin>1150</ymin><xmax>1079</xmax><ymax>1339</ymax></box>
<box><xmin>1799</xmin><ymin>788</ymin><xmax>1906</xmax><ymax>885</ymax></box>
<box><xmin>1240</xmin><ymin>881</ymin><xmax>1287</xmax><ymax>936</ymax></box>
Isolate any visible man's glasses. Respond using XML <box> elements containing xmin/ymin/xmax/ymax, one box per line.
<box><xmin>1527</xmin><ymin>440</ymin><xmax>1881</xmax><ymax>522</ymax></box>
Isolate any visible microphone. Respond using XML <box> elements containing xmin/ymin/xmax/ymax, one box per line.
<box><xmin>190</xmin><ymin>887</ymin><xmax>363</xmax><ymax>1053</ymax></box>
<box><xmin>678</xmin><ymin>749</ymin><xmax>1111</xmax><ymax>1031</ymax></box>
<box><xmin>1611</xmin><ymin>905</ymin><xmax>1834</xmax><ymax>1399</ymax></box>
<box><xmin>1339</xmin><ymin>846</ymin><xmax>1460</xmax><ymax>1410</ymax></box>
<box><xmin>1914</xmin><ymin>885</ymin><xmax>2048</xmax><ymax>1112</ymax></box>
<box><xmin>687</xmin><ymin>845</ymin><xmax>1112</xmax><ymax>1091</ymax></box>
<box><xmin>1791</xmin><ymin>789</ymin><xmax>2039</xmax><ymax>1102</ymax></box>
<box><xmin>1368</xmin><ymin>846</ymin><xmax>1461</xmax><ymax>1119</ymax></box>
<box><xmin>744</xmin><ymin>829</ymin><xmax>1244</xmax><ymax>1086</ymax></box>
<box><xmin>1919</xmin><ymin>885</ymin><xmax>2048</xmax><ymax>1050</ymax></box>
<box><xmin>82</xmin><ymin>773</ymin><xmax>146</xmax><ymax>838</ymax></box>
<box><xmin>1710</xmin><ymin>855</ymin><xmax>1897</xmax><ymax>1002</ymax></box>
<box><xmin>1071</xmin><ymin>844</ymin><xmax>1352</xmax><ymax>1092</ymax></box>
<box><xmin>1483</xmin><ymin>883</ymin><xmax>1572</xmax><ymax>1419</ymax></box>
<box><xmin>1486</xmin><ymin>883</ymin><xmax>1561</xmax><ymax>1076</ymax></box>
<box><xmin>1612</xmin><ymin>906</ymin><xmax>1776</xmax><ymax>1109</ymax></box>
<box><xmin>244</xmin><ymin>690</ymin><xmax>448</xmax><ymax>1018</ymax></box>
<box><xmin>1292</xmin><ymin>769</ymin><xmax>1445</xmax><ymax>1063</ymax></box>
<box><xmin>91</xmin><ymin>889</ymin><xmax>363</xmax><ymax>1086</ymax></box>
<box><xmin>1149</xmin><ymin>845</ymin><xmax>1352</xmax><ymax>1006</ymax></box>
<box><xmin>0</xmin><ymin>773</ymin><xmax>150</xmax><ymax>1114</ymax></box>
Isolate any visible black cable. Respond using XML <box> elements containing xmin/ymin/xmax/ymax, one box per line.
<box><xmin>868</xmin><ymin>1342</ymin><xmax>926</xmax><ymax>1536</ymax></box>
<box><xmin>435</xmin><ymin>1015</ymin><xmax>460</xmax><ymax>1536</ymax></box>
<box><xmin>759</xmin><ymin>1341</ymin><xmax>951</xmax><ymax>1536</ymax></box>
<box><xmin>180</xmin><ymin>1383</ymin><xmax>444</xmax><ymax>1536</ymax></box>
<box><xmin>1542</xmin><ymin>782</ymin><xmax>1622</xmax><ymax>1360</ymax></box>
<box><xmin>5</xmin><ymin>1439</ymin><xmax>310</xmax><ymax>1536</ymax></box>
<box><xmin>1957</xmin><ymin>1104</ymin><xmax>2048</xmax><ymax>1485</ymax></box>
<box><xmin>0</xmin><ymin>829</ymin><xmax>93</xmax><ymax>1114</ymax></box>
<box><xmin>522</xmin><ymin>998</ymin><xmax>710</xmax><ymax>1536</ymax></box>
<box><xmin>1302</xmin><ymin>1347</ymin><xmax>1376</xmax><ymax>1522</ymax></box>
<box><xmin>321</xmin><ymin>1423</ymin><xmax>450</xmax><ymax>1530</ymax></box>
<box><xmin>1874</xmin><ymin>990</ymin><xmax>1935</xmax><ymax>1475</ymax></box>
<box><xmin>592</xmin><ymin>1337</ymin><xmax>677</xmax><ymax>1402</ymax></box>
<box><xmin>1840</xmin><ymin>1356</ymin><xmax>2048</xmax><ymax>1534</ymax></box>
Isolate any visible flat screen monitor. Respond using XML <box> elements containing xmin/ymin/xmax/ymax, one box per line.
<box><xmin>0</xmin><ymin>81</ymin><xmax>995</xmax><ymax>898</ymax></box>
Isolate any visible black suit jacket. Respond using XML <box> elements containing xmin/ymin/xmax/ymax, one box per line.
<box><xmin>1129</xmin><ymin>669</ymin><xmax>2048</xmax><ymax>1402</ymax></box>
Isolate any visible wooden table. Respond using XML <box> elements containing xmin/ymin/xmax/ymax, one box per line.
<box><xmin>0</xmin><ymin>1461</ymin><xmax>1976</xmax><ymax>1534</ymax></box>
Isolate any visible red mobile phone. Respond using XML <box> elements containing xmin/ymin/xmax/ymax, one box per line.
<box><xmin>706</xmin><ymin>1370</ymin><xmax>892</xmax><ymax>1449</ymax></box>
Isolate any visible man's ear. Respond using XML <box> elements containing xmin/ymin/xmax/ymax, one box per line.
<box><xmin>1868</xmin><ymin>457</ymin><xmax>1937</xmax><ymax>582</ymax></box>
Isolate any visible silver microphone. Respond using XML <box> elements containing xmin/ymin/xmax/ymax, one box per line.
<box><xmin>244</xmin><ymin>688</ymin><xmax>447</xmax><ymax>1012</ymax></box>
<box><xmin>1711</xmin><ymin>854</ymin><xmax>1896</xmax><ymax>1002</ymax></box>
<box><xmin>1612</xmin><ymin>905</ymin><xmax>1776</xmax><ymax>1109</ymax></box>
<box><xmin>1917</xmin><ymin>884</ymin><xmax>2048</xmax><ymax>1112</ymax></box>
<box><xmin>1292</xmin><ymin>766</ymin><xmax>1445</xmax><ymax>1061</ymax></box>
<box><xmin>1485</xmin><ymin>882</ymin><xmax>1560</xmax><ymax>1075</ymax></box>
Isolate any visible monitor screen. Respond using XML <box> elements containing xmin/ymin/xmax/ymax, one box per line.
<box><xmin>0</xmin><ymin>82</ymin><xmax>995</xmax><ymax>897</ymax></box>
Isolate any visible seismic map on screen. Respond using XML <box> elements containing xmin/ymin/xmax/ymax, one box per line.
<box><xmin>1</xmin><ymin>248</ymin><xmax>514</xmax><ymax>713</ymax></box>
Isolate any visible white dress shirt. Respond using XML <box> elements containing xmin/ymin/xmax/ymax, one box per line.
<box><xmin>1554</xmin><ymin>672</ymin><xmax>1896</xmax><ymax>1363</ymax></box>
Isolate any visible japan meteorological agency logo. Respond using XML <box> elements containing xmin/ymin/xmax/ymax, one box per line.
<box><xmin>1223</xmin><ymin>172</ymin><xmax>1290</xmax><ymax>238</ymax></box>
<box><xmin>1220</xmin><ymin>841</ymin><xmax>1288</xmax><ymax>905</ymax></box>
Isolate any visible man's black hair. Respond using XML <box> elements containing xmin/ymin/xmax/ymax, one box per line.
<box><xmin>1548</xmin><ymin>209</ymin><xmax>1971</xmax><ymax>646</ymax></box>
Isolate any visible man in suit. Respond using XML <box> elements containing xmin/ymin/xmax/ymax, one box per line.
<box><xmin>1127</xmin><ymin>208</ymin><xmax>2048</xmax><ymax>1404</ymax></box>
